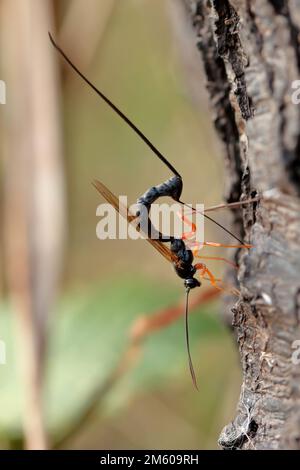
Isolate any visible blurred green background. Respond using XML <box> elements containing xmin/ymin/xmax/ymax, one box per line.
<box><xmin>0</xmin><ymin>0</ymin><xmax>241</xmax><ymax>449</ymax></box>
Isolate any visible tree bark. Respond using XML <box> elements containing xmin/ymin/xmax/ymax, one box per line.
<box><xmin>184</xmin><ymin>0</ymin><xmax>300</xmax><ymax>450</ymax></box>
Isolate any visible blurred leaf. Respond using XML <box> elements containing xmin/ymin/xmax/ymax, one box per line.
<box><xmin>0</xmin><ymin>277</ymin><xmax>221</xmax><ymax>444</ymax></box>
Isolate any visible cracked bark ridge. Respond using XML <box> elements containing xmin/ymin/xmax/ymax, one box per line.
<box><xmin>185</xmin><ymin>0</ymin><xmax>300</xmax><ymax>449</ymax></box>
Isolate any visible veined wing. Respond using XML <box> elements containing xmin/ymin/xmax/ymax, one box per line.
<box><xmin>93</xmin><ymin>179</ymin><xmax>178</xmax><ymax>264</ymax></box>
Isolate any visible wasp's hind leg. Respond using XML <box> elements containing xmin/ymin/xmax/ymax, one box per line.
<box><xmin>195</xmin><ymin>263</ymin><xmax>240</xmax><ymax>296</ymax></box>
<box><xmin>192</xmin><ymin>252</ymin><xmax>238</xmax><ymax>269</ymax></box>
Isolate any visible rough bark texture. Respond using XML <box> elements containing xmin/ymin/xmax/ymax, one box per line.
<box><xmin>184</xmin><ymin>0</ymin><xmax>300</xmax><ymax>450</ymax></box>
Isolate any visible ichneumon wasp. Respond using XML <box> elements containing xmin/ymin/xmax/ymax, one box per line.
<box><xmin>49</xmin><ymin>33</ymin><xmax>258</xmax><ymax>389</ymax></box>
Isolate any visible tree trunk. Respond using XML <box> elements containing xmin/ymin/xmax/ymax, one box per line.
<box><xmin>184</xmin><ymin>0</ymin><xmax>300</xmax><ymax>450</ymax></box>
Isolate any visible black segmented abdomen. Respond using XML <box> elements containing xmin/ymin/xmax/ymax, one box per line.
<box><xmin>137</xmin><ymin>175</ymin><xmax>182</xmax><ymax>209</ymax></box>
<box><xmin>136</xmin><ymin>175</ymin><xmax>200</xmax><ymax>289</ymax></box>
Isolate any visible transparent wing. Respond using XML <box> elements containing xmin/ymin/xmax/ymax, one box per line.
<box><xmin>93</xmin><ymin>179</ymin><xmax>178</xmax><ymax>264</ymax></box>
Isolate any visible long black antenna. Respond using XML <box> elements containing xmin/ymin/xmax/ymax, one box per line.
<box><xmin>48</xmin><ymin>32</ymin><xmax>180</xmax><ymax>178</ymax></box>
<box><xmin>203</xmin><ymin>212</ymin><xmax>244</xmax><ymax>245</ymax></box>
<box><xmin>49</xmin><ymin>32</ymin><xmax>248</xmax><ymax>247</ymax></box>
<box><xmin>185</xmin><ymin>288</ymin><xmax>198</xmax><ymax>390</ymax></box>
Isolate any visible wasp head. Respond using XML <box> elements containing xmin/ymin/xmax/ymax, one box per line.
<box><xmin>184</xmin><ymin>278</ymin><xmax>201</xmax><ymax>290</ymax></box>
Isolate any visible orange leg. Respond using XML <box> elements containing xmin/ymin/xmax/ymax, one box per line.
<box><xmin>191</xmin><ymin>241</ymin><xmax>252</xmax><ymax>250</ymax></box>
<box><xmin>204</xmin><ymin>241</ymin><xmax>252</xmax><ymax>249</ymax></box>
<box><xmin>177</xmin><ymin>210</ymin><xmax>197</xmax><ymax>241</ymax></box>
<box><xmin>192</xmin><ymin>253</ymin><xmax>238</xmax><ymax>269</ymax></box>
<box><xmin>177</xmin><ymin>212</ymin><xmax>251</xmax><ymax>249</ymax></box>
<box><xmin>195</xmin><ymin>263</ymin><xmax>222</xmax><ymax>290</ymax></box>
<box><xmin>195</xmin><ymin>263</ymin><xmax>240</xmax><ymax>296</ymax></box>
<box><xmin>202</xmin><ymin>275</ymin><xmax>222</xmax><ymax>282</ymax></box>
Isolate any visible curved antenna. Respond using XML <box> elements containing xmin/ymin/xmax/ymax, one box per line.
<box><xmin>48</xmin><ymin>32</ymin><xmax>180</xmax><ymax>178</ymax></box>
<box><xmin>185</xmin><ymin>288</ymin><xmax>198</xmax><ymax>390</ymax></box>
